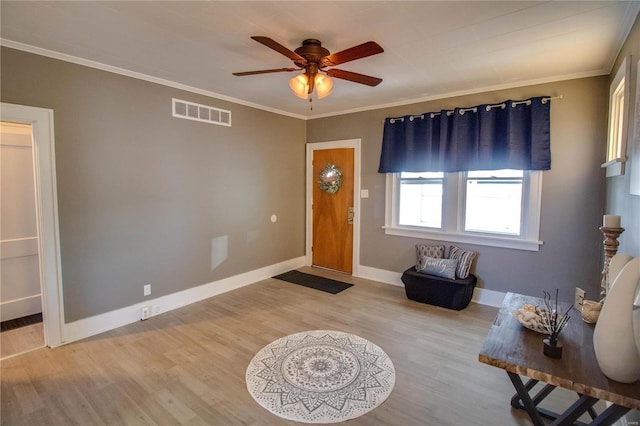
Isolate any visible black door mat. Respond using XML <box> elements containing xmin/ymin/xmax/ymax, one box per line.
<box><xmin>1</xmin><ymin>313</ymin><xmax>43</xmax><ymax>332</ymax></box>
<box><xmin>273</xmin><ymin>270</ymin><xmax>354</xmax><ymax>294</ymax></box>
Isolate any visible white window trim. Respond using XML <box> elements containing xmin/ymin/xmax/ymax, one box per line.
<box><xmin>384</xmin><ymin>171</ymin><xmax>543</xmax><ymax>251</ymax></box>
<box><xmin>602</xmin><ymin>56</ymin><xmax>630</xmax><ymax>177</ymax></box>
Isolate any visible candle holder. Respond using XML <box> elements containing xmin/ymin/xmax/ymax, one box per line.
<box><xmin>599</xmin><ymin>226</ymin><xmax>625</xmax><ymax>302</ymax></box>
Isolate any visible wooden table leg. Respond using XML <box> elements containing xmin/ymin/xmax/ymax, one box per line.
<box><xmin>510</xmin><ymin>378</ymin><xmax>538</xmax><ymax>408</ymax></box>
<box><xmin>508</xmin><ymin>372</ymin><xmax>545</xmax><ymax>426</ymax></box>
<box><xmin>550</xmin><ymin>395</ymin><xmax>598</xmax><ymax>425</ymax></box>
<box><xmin>588</xmin><ymin>404</ymin><xmax>631</xmax><ymax>426</ymax></box>
<box><xmin>507</xmin><ymin>378</ymin><xmax>630</xmax><ymax>426</ymax></box>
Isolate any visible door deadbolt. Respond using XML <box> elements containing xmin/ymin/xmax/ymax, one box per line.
<box><xmin>347</xmin><ymin>207</ymin><xmax>354</xmax><ymax>224</ymax></box>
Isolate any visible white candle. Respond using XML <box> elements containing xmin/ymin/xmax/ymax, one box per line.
<box><xmin>603</xmin><ymin>214</ymin><xmax>621</xmax><ymax>228</ymax></box>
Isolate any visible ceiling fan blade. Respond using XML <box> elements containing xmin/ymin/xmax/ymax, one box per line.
<box><xmin>326</xmin><ymin>69</ymin><xmax>382</xmax><ymax>87</ymax></box>
<box><xmin>251</xmin><ymin>36</ymin><xmax>306</xmax><ymax>62</ymax></box>
<box><xmin>323</xmin><ymin>41</ymin><xmax>383</xmax><ymax>66</ymax></box>
<box><xmin>233</xmin><ymin>68</ymin><xmax>299</xmax><ymax>76</ymax></box>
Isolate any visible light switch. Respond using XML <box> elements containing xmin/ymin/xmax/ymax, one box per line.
<box><xmin>360</xmin><ymin>189</ymin><xmax>369</xmax><ymax>198</ymax></box>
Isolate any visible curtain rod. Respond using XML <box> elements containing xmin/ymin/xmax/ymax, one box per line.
<box><xmin>385</xmin><ymin>95</ymin><xmax>563</xmax><ymax>123</ymax></box>
<box><xmin>543</xmin><ymin>95</ymin><xmax>563</xmax><ymax>103</ymax></box>
<box><xmin>512</xmin><ymin>95</ymin><xmax>563</xmax><ymax>107</ymax></box>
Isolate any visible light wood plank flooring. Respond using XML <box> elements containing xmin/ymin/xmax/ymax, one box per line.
<box><xmin>1</xmin><ymin>267</ymin><xmax>592</xmax><ymax>425</ymax></box>
<box><xmin>1</xmin><ymin>322</ymin><xmax>45</xmax><ymax>360</ymax></box>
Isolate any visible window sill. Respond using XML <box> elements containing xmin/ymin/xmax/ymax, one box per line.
<box><xmin>383</xmin><ymin>226</ymin><xmax>543</xmax><ymax>251</ymax></box>
<box><xmin>601</xmin><ymin>158</ymin><xmax>626</xmax><ymax>177</ymax></box>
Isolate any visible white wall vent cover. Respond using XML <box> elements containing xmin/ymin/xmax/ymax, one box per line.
<box><xmin>172</xmin><ymin>98</ymin><xmax>231</xmax><ymax>127</ymax></box>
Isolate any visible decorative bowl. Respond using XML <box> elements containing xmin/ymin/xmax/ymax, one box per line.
<box><xmin>512</xmin><ymin>304</ymin><xmax>551</xmax><ymax>334</ymax></box>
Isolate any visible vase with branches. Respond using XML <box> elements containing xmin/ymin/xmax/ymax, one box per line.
<box><xmin>542</xmin><ymin>289</ymin><xmax>574</xmax><ymax>358</ymax></box>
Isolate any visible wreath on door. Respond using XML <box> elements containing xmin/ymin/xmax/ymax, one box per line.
<box><xmin>318</xmin><ymin>163</ymin><xmax>342</xmax><ymax>194</ymax></box>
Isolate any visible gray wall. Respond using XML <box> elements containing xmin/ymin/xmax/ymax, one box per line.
<box><xmin>308</xmin><ymin>77</ymin><xmax>609</xmax><ymax>303</ymax></box>
<box><xmin>1</xmin><ymin>47</ymin><xmax>307</xmax><ymax>322</ymax></box>
<box><xmin>2</xmin><ymin>29</ymin><xmax>625</xmax><ymax>318</ymax></box>
<box><xmin>606</xmin><ymin>13</ymin><xmax>640</xmax><ymax>257</ymax></box>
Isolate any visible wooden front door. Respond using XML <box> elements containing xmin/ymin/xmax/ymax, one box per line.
<box><xmin>312</xmin><ymin>148</ymin><xmax>354</xmax><ymax>274</ymax></box>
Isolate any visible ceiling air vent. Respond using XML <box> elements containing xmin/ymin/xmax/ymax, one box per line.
<box><xmin>172</xmin><ymin>98</ymin><xmax>231</xmax><ymax>127</ymax></box>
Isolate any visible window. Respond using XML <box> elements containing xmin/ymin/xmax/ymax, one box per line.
<box><xmin>464</xmin><ymin>170</ymin><xmax>523</xmax><ymax>235</ymax></box>
<box><xmin>603</xmin><ymin>56</ymin><xmax>630</xmax><ymax>177</ymax></box>
<box><xmin>385</xmin><ymin>170</ymin><xmax>543</xmax><ymax>251</ymax></box>
<box><xmin>398</xmin><ymin>172</ymin><xmax>443</xmax><ymax>228</ymax></box>
<box><xmin>608</xmin><ymin>79</ymin><xmax>625</xmax><ymax>161</ymax></box>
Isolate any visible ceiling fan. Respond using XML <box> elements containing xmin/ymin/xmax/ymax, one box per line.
<box><xmin>233</xmin><ymin>36</ymin><xmax>384</xmax><ymax>102</ymax></box>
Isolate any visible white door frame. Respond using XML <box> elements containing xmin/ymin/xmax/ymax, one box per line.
<box><xmin>306</xmin><ymin>139</ymin><xmax>361</xmax><ymax>276</ymax></box>
<box><xmin>1</xmin><ymin>102</ymin><xmax>64</xmax><ymax>347</ymax></box>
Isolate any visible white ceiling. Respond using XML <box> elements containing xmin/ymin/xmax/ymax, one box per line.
<box><xmin>1</xmin><ymin>1</ymin><xmax>639</xmax><ymax>119</ymax></box>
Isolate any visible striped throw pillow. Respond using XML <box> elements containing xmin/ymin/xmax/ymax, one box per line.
<box><xmin>448</xmin><ymin>245</ymin><xmax>477</xmax><ymax>279</ymax></box>
<box><xmin>415</xmin><ymin>244</ymin><xmax>445</xmax><ymax>270</ymax></box>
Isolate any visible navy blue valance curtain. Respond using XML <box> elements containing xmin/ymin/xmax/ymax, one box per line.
<box><xmin>378</xmin><ymin>96</ymin><xmax>551</xmax><ymax>173</ymax></box>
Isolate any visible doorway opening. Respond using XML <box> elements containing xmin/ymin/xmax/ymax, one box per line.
<box><xmin>0</xmin><ymin>121</ymin><xmax>45</xmax><ymax>358</ymax></box>
<box><xmin>1</xmin><ymin>103</ymin><xmax>64</xmax><ymax>354</ymax></box>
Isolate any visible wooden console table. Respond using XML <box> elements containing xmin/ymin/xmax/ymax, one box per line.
<box><xmin>479</xmin><ymin>292</ymin><xmax>640</xmax><ymax>426</ymax></box>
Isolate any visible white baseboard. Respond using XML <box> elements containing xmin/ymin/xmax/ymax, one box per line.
<box><xmin>357</xmin><ymin>264</ymin><xmax>506</xmax><ymax>308</ymax></box>
<box><xmin>60</xmin><ymin>256</ymin><xmax>306</xmax><ymax>345</ymax></box>
<box><xmin>357</xmin><ymin>265</ymin><xmax>404</xmax><ymax>287</ymax></box>
<box><xmin>1</xmin><ymin>294</ymin><xmax>42</xmax><ymax>321</ymax></box>
<box><xmin>471</xmin><ymin>287</ymin><xmax>506</xmax><ymax>308</ymax></box>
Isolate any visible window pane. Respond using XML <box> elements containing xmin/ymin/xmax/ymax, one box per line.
<box><xmin>400</xmin><ymin>172</ymin><xmax>444</xmax><ymax>179</ymax></box>
<box><xmin>467</xmin><ymin>169</ymin><xmax>523</xmax><ymax>178</ymax></box>
<box><xmin>610</xmin><ymin>82</ymin><xmax>625</xmax><ymax>160</ymax></box>
<box><xmin>465</xmin><ymin>174</ymin><xmax>522</xmax><ymax>235</ymax></box>
<box><xmin>399</xmin><ymin>174</ymin><xmax>443</xmax><ymax>228</ymax></box>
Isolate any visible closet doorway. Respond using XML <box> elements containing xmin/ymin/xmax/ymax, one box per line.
<box><xmin>0</xmin><ymin>121</ymin><xmax>45</xmax><ymax>358</ymax></box>
<box><xmin>1</xmin><ymin>103</ymin><xmax>64</xmax><ymax>355</ymax></box>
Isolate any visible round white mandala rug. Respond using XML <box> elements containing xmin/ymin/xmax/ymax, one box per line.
<box><xmin>246</xmin><ymin>330</ymin><xmax>395</xmax><ymax>423</ymax></box>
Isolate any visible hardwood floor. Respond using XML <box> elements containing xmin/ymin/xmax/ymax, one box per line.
<box><xmin>1</xmin><ymin>322</ymin><xmax>45</xmax><ymax>360</ymax></box>
<box><xmin>1</xmin><ymin>267</ymin><xmax>592</xmax><ymax>425</ymax></box>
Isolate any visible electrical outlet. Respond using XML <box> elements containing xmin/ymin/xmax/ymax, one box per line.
<box><xmin>143</xmin><ymin>284</ymin><xmax>151</xmax><ymax>296</ymax></box>
<box><xmin>140</xmin><ymin>306</ymin><xmax>151</xmax><ymax>320</ymax></box>
<box><xmin>575</xmin><ymin>287</ymin><xmax>586</xmax><ymax>310</ymax></box>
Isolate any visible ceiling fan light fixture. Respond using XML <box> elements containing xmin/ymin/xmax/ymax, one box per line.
<box><xmin>235</xmin><ymin>37</ymin><xmax>384</xmax><ymax>105</ymax></box>
<box><xmin>314</xmin><ymin>74</ymin><xmax>333</xmax><ymax>99</ymax></box>
<box><xmin>289</xmin><ymin>73</ymin><xmax>309</xmax><ymax>99</ymax></box>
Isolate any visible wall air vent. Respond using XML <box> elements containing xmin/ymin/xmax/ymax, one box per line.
<box><xmin>172</xmin><ymin>98</ymin><xmax>231</xmax><ymax>127</ymax></box>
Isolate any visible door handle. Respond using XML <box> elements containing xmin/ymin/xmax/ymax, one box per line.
<box><xmin>347</xmin><ymin>207</ymin><xmax>354</xmax><ymax>224</ymax></box>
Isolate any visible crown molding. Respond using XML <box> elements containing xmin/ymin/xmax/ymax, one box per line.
<box><xmin>0</xmin><ymin>38</ymin><xmax>611</xmax><ymax>122</ymax></box>
<box><xmin>308</xmin><ymin>69</ymin><xmax>607</xmax><ymax>120</ymax></box>
<box><xmin>0</xmin><ymin>38</ymin><xmax>308</xmax><ymax>121</ymax></box>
